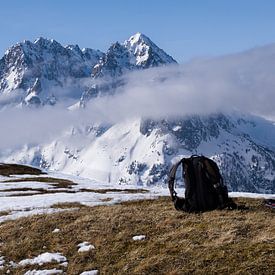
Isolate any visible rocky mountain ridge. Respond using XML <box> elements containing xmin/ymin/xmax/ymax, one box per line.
<box><xmin>0</xmin><ymin>33</ymin><xmax>176</xmax><ymax>107</ymax></box>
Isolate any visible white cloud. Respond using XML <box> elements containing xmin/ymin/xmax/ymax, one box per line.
<box><xmin>85</xmin><ymin>45</ymin><xmax>275</xmax><ymax>121</ymax></box>
<box><xmin>1</xmin><ymin>43</ymin><xmax>275</xmax><ymax>150</ymax></box>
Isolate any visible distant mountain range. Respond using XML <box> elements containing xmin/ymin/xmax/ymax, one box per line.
<box><xmin>0</xmin><ymin>33</ymin><xmax>176</xmax><ymax>107</ymax></box>
<box><xmin>0</xmin><ymin>33</ymin><xmax>274</xmax><ymax>193</ymax></box>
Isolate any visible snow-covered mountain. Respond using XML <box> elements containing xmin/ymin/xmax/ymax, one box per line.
<box><xmin>2</xmin><ymin>113</ymin><xmax>275</xmax><ymax>193</ymax></box>
<box><xmin>1</xmin><ymin>34</ymin><xmax>275</xmax><ymax>194</ymax></box>
<box><xmin>0</xmin><ymin>37</ymin><xmax>104</xmax><ymax>107</ymax></box>
<box><xmin>79</xmin><ymin>32</ymin><xmax>177</xmax><ymax>105</ymax></box>
<box><xmin>0</xmin><ymin>33</ymin><xmax>176</xmax><ymax>107</ymax></box>
<box><xmin>92</xmin><ymin>32</ymin><xmax>176</xmax><ymax>78</ymax></box>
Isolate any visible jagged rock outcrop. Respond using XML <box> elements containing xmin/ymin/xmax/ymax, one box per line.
<box><xmin>0</xmin><ymin>33</ymin><xmax>176</xmax><ymax>107</ymax></box>
<box><xmin>0</xmin><ymin>37</ymin><xmax>103</xmax><ymax>106</ymax></box>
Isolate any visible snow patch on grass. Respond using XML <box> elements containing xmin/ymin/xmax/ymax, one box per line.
<box><xmin>132</xmin><ymin>235</ymin><xmax>146</xmax><ymax>241</ymax></box>
<box><xmin>80</xmin><ymin>270</ymin><xmax>99</xmax><ymax>275</ymax></box>
<box><xmin>0</xmin><ymin>256</ymin><xmax>5</xmax><ymax>269</ymax></box>
<box><xmin>0</xmin><ymin>169</ymin><xmax>274</xmax><ymax>224</ymax></box>
<box><xmin>0</xmin><ymin>208</ymin><xmax>74</xmax><ymax>224</ymax></box>
<box><xmin>77</xmin><ymin>242</ymin><xmax>95</xmax><ymax>253</ymax></box>
<box><xmin>24</xmin><ymin>268</ymin><xmax>63</xmax><ymax>274</ymax></box>
<box><xmin>19</xmin><ymin>252</ymin><xmax>67</xmax><ymax>266</ymax></box>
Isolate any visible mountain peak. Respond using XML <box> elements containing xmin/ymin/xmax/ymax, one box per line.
<box><xmin>33</xmin><ymin>37</ymin><xmax>61</xmax><ymax>50</ymax></box>
<box><xmin>124</xmin><ymin>32</ymin><xmax>177</xmax><ymax>67</ymax></box>
<box><xmin>34</xmin><ymin>37</ymin><xmax>52</xmax><ymax>44</ymax></box>
<box><xmin>127</xmin><ymin>32</ymin><xmax>149</xmax><ymax>44</ymax></box>
<box><xmin>0</xmin><ymin>37</ymin><xmax>103</xmax><ymax>98</ymax></box>
<box><xmin>65</xmin><ymin>44</ymin><xmax>82</xmax><ymax>55</ymax></box>
<box><xmin>125</xmin><ymin>32</ymin><xmax>152</xmax><ymax>48</ymax></box>
<box><xmin>0</xmin><ymin>34</ymin><xmax>176</xmax><ymax>104</ymax></box>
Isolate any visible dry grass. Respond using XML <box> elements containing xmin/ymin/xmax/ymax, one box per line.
<box><xmin>51</xmin><ymin>202</ymin><xmax>85</xmax><ymax>209</ymax></box>
<box><xmin>78</xmin><ymin>188</ymin><xmax>149</xmax><ymax>194</ymax></box>
<box><xmin>0</xmin><ymin>163</ymin><xmax>44</xmax><ymax>177</ymax></box>
<box><xmin>0</xmin><ymin>197</ymin><xmax>274</xmax><ymax>274</ymax></box>
<box><xmin>0</xmin><ymin>210</ymin><xmax>11</xmax><ymax>216</ymax></box>
<box><xmin>2</xmin><ymin>177</ymin><xmax>77</xmax><ymax>189</ymax></box>
<box><xmin>0</xmin><ymin>185</ymin><xmax>148</xmax><ymax>197</ymax></box>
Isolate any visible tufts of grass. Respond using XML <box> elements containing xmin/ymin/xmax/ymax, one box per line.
<box><xmin>2</xmin><ymin>177</ymin><xmax>77</xmax><ymax>189</ymax></box>
<box><xmin>0</xmin><ymin>210</ymin><xmax>11</xmax><ymax>216</ymax></box>
<box><xmin>79</xmin><ymin>188</ymin><xmax>149</xmax><ymax>194</ymax></box>
<box><xmin>0</xmin><ymin>186</ymin><xmax>149</xmax><ymax>197</ymax></box>
<box><xmin>51</xmin><ymin>202</ymin><xmax>86</xmax><ymax>209</ymax></box>
<box><xmin>0</xmin><ymin>197</ymin><xmax>274</xmax><ymax>274</ymax></box>
<box><xmin>0</xmin><ymin>163</ymin><xmax>44</xmax><ymax>177</ymax></box>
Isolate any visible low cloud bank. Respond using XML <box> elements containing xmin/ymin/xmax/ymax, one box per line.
<box><xmin>1</xmin><ymin>43</ymin><xmax>275</xmax><ymax>150</ymax></box>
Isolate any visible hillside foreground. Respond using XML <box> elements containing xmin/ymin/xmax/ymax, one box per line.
<box><xmin>0</xmin><ymin>197</ymin><xmax>273</xmax><ymax>274</ymax></box>
<box><xmin>0</xmin><ymin>163</ymin><xmax>274</xmax><ymax>274</ymax></box>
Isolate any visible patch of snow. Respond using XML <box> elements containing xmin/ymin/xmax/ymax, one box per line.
<box><xmin>80</xmin><ymin>270</ymin><xmax>99</xmax><ymax>275</ymax></box>
<box><xmin>59</xmin><ymin>262</ymin><xmax>68</xmax><ymax>267</ymax></box>
<box><xmin>8</xmin><ymin>261</ymin><xmax>17</xmax><ymax>268</ymax></box>
<box><xmin>0</xmin><ymin>256</ymin><xmax>5</xmax><ymax>269</ymax></box>
<box><xmin>132</xmin><ymin>235</ymin><xmax>146</xmax><ymax>241</ymax></box>
<box><xmin>0</xmin><ymin>208</ymin><xmax>75</xmax><ymax>224</ymax></box>
<box><xmin>19</xmin><ymin>252</ymin><xmax>67</xmax><ymax>266</ymax></box>
<box><xmin>172</xmin><ymin>126</ymin><xmax>181</xmax><ymax>131</ymax></box>
<box><xmin>229</xmin><ymin>192</ymin><xmax>275</xmax><ymax>199</ymax></box>
<box><xmin>52</xmin><ymin>228</ymin><xmax>60</xmax><ymax>233</ymax></box>
<box><xmin>24</xmin><ymin>268</ymin><xmax>63</xmax><ymax>275</ymax></box>
<box><xmin>77</xmin><ymin>242</ymin><xmax>95</xmax><ymax>253</ymax></box>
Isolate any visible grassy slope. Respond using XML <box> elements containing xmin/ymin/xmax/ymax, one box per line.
<box><xmin>0</xmin><ymin>197</ymin><xmax>274</xmax><ymax>274</ymax></box>
<box><xmin>0</xmin><ymin>163</ymin><xmax>43</xmax><ymax>177</ymax></box>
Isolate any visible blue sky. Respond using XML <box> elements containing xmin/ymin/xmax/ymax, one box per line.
<box><xmin>1</xmin><ymin>0</ymin><xmax>275</xmax><ymax>62</ymax></box>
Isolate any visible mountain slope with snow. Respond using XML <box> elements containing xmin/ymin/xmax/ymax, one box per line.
<box><xmin>2</xmin><ymin>113</ymin><xmax>275</xmax><ymax>193</ymax></box>
<box><xmin>0</xmin><ymin>38</ymin><xmax>104</xmax><ymax>107</ymax></box>
<box><xmin>79</xmin><ymin>33</ymin><xmax>177</xmax><ymax>104</ymax></box>
<box><xmin>1</xmin><ymin>34</ymin><xmax>275</xmax><ymax>194</ymax></box>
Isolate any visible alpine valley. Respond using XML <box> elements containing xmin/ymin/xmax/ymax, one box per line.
<box><xmin>0</xmin><ymin>33</ymin><xmax>275</xmax><ymax>194</ymax></box>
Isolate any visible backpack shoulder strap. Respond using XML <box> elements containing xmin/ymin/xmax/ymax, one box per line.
<box><xmin>168</xmin><ymin>159</ymin><xmax>184</xmax><ymax>201</ymax></box>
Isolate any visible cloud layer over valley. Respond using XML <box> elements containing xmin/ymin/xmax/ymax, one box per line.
<box><xmin>1</xmin><ymin>43</ymin><xmax>275</xmax><ymax>150</ymax></box>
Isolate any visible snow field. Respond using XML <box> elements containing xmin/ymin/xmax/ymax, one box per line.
<box><xmin>0</xmin><ymin>172</ymin><xmax>170</xmax><ymax>223</ymax></box>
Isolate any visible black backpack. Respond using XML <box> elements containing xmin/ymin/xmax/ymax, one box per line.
<box><xmin>168</xmin><ymin>155</ymin><xmax>237</xmax><ymax>212</ymax></box>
